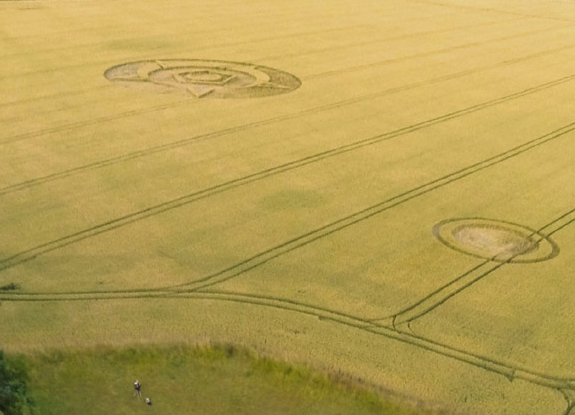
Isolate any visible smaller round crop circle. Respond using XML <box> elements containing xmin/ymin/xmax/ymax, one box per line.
<box><xmin>104</xmin><ymin>59</ymin><xmax>302</xmax><ymax>99</ymax></box>
<box><xmin>433</xmin><ymin>218</ymin><xmax>559</xmax><ymax>263</ymax></box>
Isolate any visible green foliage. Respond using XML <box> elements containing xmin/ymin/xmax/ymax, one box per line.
<box><xmin>22</xmin><ymin>344</ymin><xmax>424</xmax><ymax>415</ymax></box>
<box><xmin>0</xmin><ymin>351</ymin><xmax>36</xmax><ymax>415</ymax></box>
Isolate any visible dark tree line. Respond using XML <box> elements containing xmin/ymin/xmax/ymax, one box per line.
<box><xmin>0</xmin><ymin>351</ymin><xmax>36</xmax><ymax>415</ymax></box>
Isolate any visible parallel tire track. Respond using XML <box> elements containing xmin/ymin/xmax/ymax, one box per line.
<box><xmin>1</xmin><ymin>20</ymin><xmax>570</xmax><ymax>145</ymax></box>
<box><xmin>1</xmin><ymin>288</ymin><xmax>574</xmax><ymax>398</ymax></box>
<box><xmin>386</xmin><ymin>209</ymin><xmax>574</xmax><ymax>327</ymax></box>
<box><xmin>0</xmin><ymin>15</ymin><xmax>514</xmax><ymax>109</ymax></box>
<box><xmin>1</xmin><ymin>107</ymin><xmax>574</xmax><ymax>278</ymax></box>
<box><xmin>3</xmin><ymin>45</ymin><xmax>575</xmax><ymax>196</ymax></box>
<box><xmin>182</xmin><ymin>121</ymin><xmax>575</xmax><ymax>292</ymax></box>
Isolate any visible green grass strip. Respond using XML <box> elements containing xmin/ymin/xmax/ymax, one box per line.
<box><xmin>5</xmin><ymin>344</ymin><xmax>437</xmax><ymax>415</ymax></box>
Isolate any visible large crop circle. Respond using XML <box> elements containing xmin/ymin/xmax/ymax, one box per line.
<box><xmin>433</xmin><ymin>218</ymin><xmax>559</xmax><ymax>263</ymax></box>
<box><xmin>104</xmin><ymin>59</ymin><xmax>302</xmax><ymax>99</ymax></box>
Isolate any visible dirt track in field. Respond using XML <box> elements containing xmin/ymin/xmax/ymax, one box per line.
<box><xmin>1</xmin><ymin>0</ymin><xmax>575</xmax><ymax>414</ymax></box>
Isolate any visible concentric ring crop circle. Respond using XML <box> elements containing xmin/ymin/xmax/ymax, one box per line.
<box><xmin>104</xmin><ymin>59</ymin><xmax>302</xmax><ymax>99</ymax></box>
<box><xmin>432</xmin><ymin>218</ymin><xmax>559</xmax><ymax>263</ymax></box>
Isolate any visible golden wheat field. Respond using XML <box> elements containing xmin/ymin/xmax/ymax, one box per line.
<box><xmin>1</xmin><ymin>0</ymin><xmax>575</xmax><ymax>413</ymax></box>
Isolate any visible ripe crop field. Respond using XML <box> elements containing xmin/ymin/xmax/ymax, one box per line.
<box><xmin>1</xmin><ymin>0</ymin><xmax>575</xmax><ymax>413</ymax></box>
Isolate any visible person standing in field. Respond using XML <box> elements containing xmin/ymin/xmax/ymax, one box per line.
<box><xmin>134</xmin><ymin>380</ymin><xmax>141</xmax><ymax>398</ymax></box>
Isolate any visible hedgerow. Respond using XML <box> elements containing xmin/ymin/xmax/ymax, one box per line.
<box><xmin>0</xmin><ymin>351</ymin><xmax>36</xmax><ymax>415</ymax></box>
